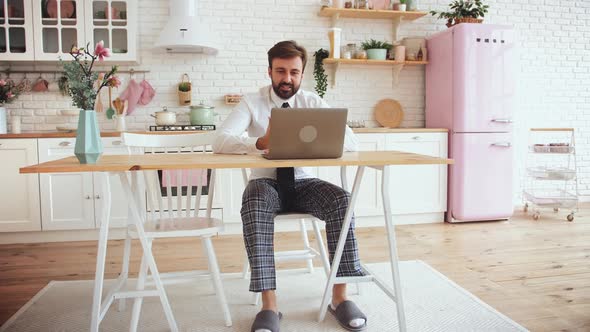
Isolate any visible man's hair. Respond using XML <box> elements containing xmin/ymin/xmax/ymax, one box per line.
<box><xmin>267</xmin><ymin>40</ymin><xmax>307</xmax><ymax>73</ymax></box>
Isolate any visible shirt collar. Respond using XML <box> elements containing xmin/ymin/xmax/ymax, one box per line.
<box><xmin>269</xmin><ymin>85</ymin><xmax>297</xmax><ymax>108</ymax></box>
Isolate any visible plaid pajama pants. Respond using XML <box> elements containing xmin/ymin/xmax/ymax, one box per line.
<box><xmin>241</xmin><ymin>177</ymin><xmax>364</xmax><ymax>292</ymax></box>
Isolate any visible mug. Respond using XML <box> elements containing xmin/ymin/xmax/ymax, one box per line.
<box><xmin>113</xmin><ymin>114</ymin><xmax>126</xmax><ymax>132</ymax></box>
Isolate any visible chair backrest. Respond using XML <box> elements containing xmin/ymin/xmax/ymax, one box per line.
<box><xmin>122</xmin><ymin>132</ymin><xmax>217</xmax><ymax>221</ymax></box>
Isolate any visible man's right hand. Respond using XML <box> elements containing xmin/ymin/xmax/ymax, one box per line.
<box><xmin>256</xmin><ymin>120</ymin><xmax>271</xmax><ymax>151</ymax></box>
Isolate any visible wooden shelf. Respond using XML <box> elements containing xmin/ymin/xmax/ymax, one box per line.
<box><xmin>318</xmin><ymin>7</ymin><xmax>428</xmax><ymax>20</ymax></box>
<box><xmin>323</xmin><ymin>58</ymin><xmax>428</xmax><ymax>66</ymax></box>
<box><xmin>322</xmin><ymin>58</ymin><xmax>428</xmax><ymax>87</ymax></box>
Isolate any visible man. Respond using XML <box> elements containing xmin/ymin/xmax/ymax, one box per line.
<box><xmin>213</xmin><ymin>40</ymin><xmax>367</xmax><ymax>332</ymax></box>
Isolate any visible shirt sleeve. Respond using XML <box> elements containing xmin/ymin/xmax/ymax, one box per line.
<box><xmin>317</xmin><ymin>96</ymin><xmax>359</xmax><ymax>152</ymax></box>
<box><xmin>212</xmin><ymin>101</ymin><xmax>260</xmax><ymax>154</ymax></box>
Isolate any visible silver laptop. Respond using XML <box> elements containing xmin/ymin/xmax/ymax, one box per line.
<box><xmin>263</xmin><ymin>108</ymin><xmax>348</xmax><ymax>160</ymax></box>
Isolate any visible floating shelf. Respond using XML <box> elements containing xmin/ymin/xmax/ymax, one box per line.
<box><xmin>322</xmin><ymin>58</ymin><xmax>428</xmax><ymax>86</ymax></box>
<box><xmin>318</xmin><ymin>7</ymin><xmax>428</xmax><ymax>41</ymax></box>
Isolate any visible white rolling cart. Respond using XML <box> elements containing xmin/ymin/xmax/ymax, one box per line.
<box><xmin>523</xmin><ymin>128</ymin><xmax>578</xmax><ymax>221</ymax></box>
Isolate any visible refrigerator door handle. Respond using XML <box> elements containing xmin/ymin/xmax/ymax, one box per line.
<box><xmin>491</xmin><ymin>118</ymin><xmax>513</xmax><ymax>123</ymax></box>
<box><xmin>491</xmin><ymin>142</ymin><xmax>512</xmax><ymax>148</ymax></box>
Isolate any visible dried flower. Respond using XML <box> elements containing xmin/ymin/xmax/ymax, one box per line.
<box><xmin>0</xmin><ymin>79</ymin><xmax>21</xmax><ymax>105</ymax></box>
<box><xmin>60</xmin><ymin>41</ymin><xmax>119</xmax><ymax>110</ymax></box>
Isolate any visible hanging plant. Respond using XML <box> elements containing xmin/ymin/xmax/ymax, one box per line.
<box><xmin>313</xmin><ymin>48</ymin><xmax>329</xmax><ymax>98</ymax></box>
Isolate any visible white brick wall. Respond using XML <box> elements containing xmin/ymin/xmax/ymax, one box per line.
<box><xmin>2</xmin><ymin>0</ymin><xmax>589</xmax><ymax>201</ymax></box>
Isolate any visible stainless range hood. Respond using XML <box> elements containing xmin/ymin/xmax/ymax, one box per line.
<box><xmin>153</xmin><ymin>0</ymin><xmax>219</xmax><ymax>54</ymax></box>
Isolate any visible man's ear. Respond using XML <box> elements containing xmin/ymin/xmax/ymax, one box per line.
<box><xmin>268</xmin><ymin>67</ymin><xmax>272</xmax><ymax>78</ymax></box>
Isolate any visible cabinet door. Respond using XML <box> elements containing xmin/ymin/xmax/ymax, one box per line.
<box><xmin>0</xmin><ymin>139</ymin><xmax>41</xmax><ymax>232</ymax></box>
<box><xmin>318</xmin><ymin>133</ymin><xmax>386</xmax><ymax>217</ymax></box>
<box><xmin>32</xmin><ymin>0</ymin><xmax>85</xmax><ymax>61</ymax></box>
<box><xmin>38</xmin><ymin>137</ymin><xmax>95</xmax><ymax>230</ymax></box>
<box><xmin>84</xmin><ymin>0</ymin><xmax>137</xmax><ymax>62</ymax></box>
<box><xmin>93</xmin><ymin>137</ymin><xmax>138</xmax><ymax>228</ymax></box>
<box><xmin>0</xmin><ymin>0</ymin><xmax>35</xmax><ymax>60</ymax></box>
<box><xmin>385</xmin><ymin>133</ymin><xmax>448</xmax><ymax>215</ymax></box>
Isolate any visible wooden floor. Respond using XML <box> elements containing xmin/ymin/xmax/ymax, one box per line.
<box><xmin>1</xmin><ymin>208</ymin><xmax>589</xmax><ymax>331</ymax></box>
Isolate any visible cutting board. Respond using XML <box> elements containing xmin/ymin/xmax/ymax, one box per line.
<box><xmin>374</xmin><ymin>99</ymin><xmax>403</xmax><ymax>128</ymax></box>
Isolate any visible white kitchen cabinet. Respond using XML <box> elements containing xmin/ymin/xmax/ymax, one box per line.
<box><xmin>385</xmin><ymin>132</ymin><xmax>448</xmax><ymax>215</ymax></box>
<box><xmin>38</xmin><ymin>137</ymin><xmax>133</xmax><ymax>230</ymax></box>
<box><xmin>221</xmin><ymin>132</ymin><xmax>446</xmax><ymax>223</ymax></box>
<box><xmin>3</xmin><ymin>0</ymin><xmax>137</xmax><ymax>61</ymax></box>
<box><xmin>0</xmin><ymin>139</ymin><xmax>41</xmax><ymax>232</ymax></box>
<box><xmin>84</xmin><ymin>0</ymin><xmax>137</xmax><ymax>62</ymax></box>
<box><xmin>0</xmin><ymin>0</ymin><xmax>36</xmax><ymax>60</ymax></box>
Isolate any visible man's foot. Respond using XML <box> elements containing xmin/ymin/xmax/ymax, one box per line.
<box><xmin>251</xmin><ymin>310</ymin><xmax>282</xmax><ymax>332</ymax></box>
<box><xmin>329</xmin><ymin>300</ymin><xmax>367</xmax><ymax>331</ymax></box>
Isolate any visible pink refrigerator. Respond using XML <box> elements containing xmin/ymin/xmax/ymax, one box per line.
<box><xmin>426</xmin><ymin>24</ymin><xmax>516</xmax><ymax>223</ymax></box>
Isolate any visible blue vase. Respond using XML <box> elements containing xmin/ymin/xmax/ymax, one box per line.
<box><xmin>366</xmin><ymin>49</ymin><xmax>387</xmax><ymax>60</ymax></box>
<box><xmin>74</xmin><ymin>110</ymin><xmax>103</xmax><ymax>164</ymax></box>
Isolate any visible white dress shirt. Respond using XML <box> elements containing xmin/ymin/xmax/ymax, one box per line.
<box><xmin>212</xmin><ymin>85</ymin><xmax>359</xmax><ymax>180</ymax></box>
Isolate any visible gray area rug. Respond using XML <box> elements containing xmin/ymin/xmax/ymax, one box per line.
<box><xmin>1</xmin><ymin>260</ymin><xmax>527</xmax><ymax>331</ymax></box>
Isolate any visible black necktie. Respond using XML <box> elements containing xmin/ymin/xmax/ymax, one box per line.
<box><xmin>276</xmin><ymin>102</ymin><xmax>295</xmax><ymax>211</ymax></box>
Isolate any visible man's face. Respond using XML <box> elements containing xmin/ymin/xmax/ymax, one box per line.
<box><xmin>268</xmin><ymin>56</ymin><xmax>304</xmax><ymax>100</ymax></box>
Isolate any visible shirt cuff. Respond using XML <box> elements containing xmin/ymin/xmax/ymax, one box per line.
<box><xmin>246</xmin><ymin>137</ymin><xmax>260</xmax><ymax>154</ymax></box>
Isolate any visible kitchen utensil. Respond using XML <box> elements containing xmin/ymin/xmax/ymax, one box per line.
<box><xmin>106</xmin><ymin>86</ymin><xmax>115</xmax><ymax>119</ymax></box>
<box><xmin>151</xmin><ymin>106</ymin><xmax>176</xmax><ymax>126</ymax></box>
<box><xmin>189</xmin><ymin>102</ymin><xmax>218</xmax><ymax>125</ymax></box>
<box><xmin>95</xmin><ymin>90</ymin><xmax>104</xmax><ymax>112</ymax></box>
<box><xmin>112</xmin><ymin>98</ymin><xmax>124</xmax><ymax>115</ymax></box>
<box><xmin>374</xmin><ymin>99</ymin><xmax>404</xmax><ymax>128</ymax></box>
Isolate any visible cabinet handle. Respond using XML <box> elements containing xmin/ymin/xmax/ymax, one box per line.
<box><xmin>59</xmin><ymin>141</ymin><xmax>72</xmax><ymax>147</ymax></box>
<box><xmin>85</xmin><ymin>195</ymin><xmax>92</xmax><ymax>200</ymax></box>
<box><xmin>95</xmin><ymin>194</ymin><xmax>101</xmax><ymax>199</ymax></box>
<box><xmin>112</xmin><ymin>140</ymin><xmax>122</xmax><ymax>146</ymax></box>
<box><xmin>491</xmin><ymin>119</ymin><xmax>513</xmax><ymax>123</ymax></box>
<box><xmin>412</xmin><ymin>136</ymin><xmax>421</xmax><ymax>140</ymax></box>
<box><xmin>491</xmin><ymin>142</ymin><xmax>511</xmax><ymax>148</ymax></box>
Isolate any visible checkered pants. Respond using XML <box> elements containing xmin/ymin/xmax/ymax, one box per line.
<box><xmin>241</xmin><ymin>177</ymin><xmax>364</xmax><ymax>292</ymax></box>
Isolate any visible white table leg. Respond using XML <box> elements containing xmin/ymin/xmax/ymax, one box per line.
<box><xmin>381</xmin><ymin>166</ymin><xmax>407</xmax><ymax>332</ymax></box>
<box><xmin>318</xmin><ymin>166</ymin><xmax>365</xmax><ymax>322</ymax></box>
<box><xmin>90</xmin><ymin>172</ymin><xmax>112</xmax><ymax>332</ymax></box>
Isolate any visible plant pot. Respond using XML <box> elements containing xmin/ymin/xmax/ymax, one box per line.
<box><xmin>178</xmin><ymin>73</ymin><xmax>192</xmax><ymax>106</ymax></box>
<box><xmin>74</xmin><ymin>110</ymin><xmax>103</xmax><ymax>164</ymax></box>
<box><xmin>366</xmin><ymin>48</ymin><xmax>388</xmax><ymax>60</ymax></box>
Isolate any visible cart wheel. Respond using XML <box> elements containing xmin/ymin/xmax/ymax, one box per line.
<box><xmin>524</xmin><ymin>203</ymin><xmax>528</xmax><ymax>212</ymax></box>
<box><xmin>553</xmin><ymin>207</ymin><xmax>559</xmax><ymax>212</ymax></box>
<box><xmin>567</xmin><ymin>214</ymin><xmax>574</xmax><ymax>222</ymax></box>
<box><xmin>533</xmin><ymin>212</ymin><xmax>541</xmax><ymax>220</ymax></box>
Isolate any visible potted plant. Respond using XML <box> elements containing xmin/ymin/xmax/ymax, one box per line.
<box><xmin>313</xmin><ymin>49</ymin><xmax>329</xmax><ymax>98</ymax></box>
<box><xmin>430</xmin><ymin>0</ymin><xmax>489</xmax><ymax>27</ymax></box>
<box><xmin>393</xmin><ymin>0</ymin><xmax>407</xmax><ymax>11</ymax></box>
<box><xmin>178</xmin><ymin>73</ymin><xmax>192</xmax><ymax>106</ymax></box>
<box><xmin>361</xmin><ymin>39</ymin><xmax>393</xmax><ymax>60</ymax></box>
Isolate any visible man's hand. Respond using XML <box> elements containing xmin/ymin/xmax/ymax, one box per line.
<box><xmin>256</xmin><ymin>120</ymin><xmax>271</xmax><ymax>151</ymax></box>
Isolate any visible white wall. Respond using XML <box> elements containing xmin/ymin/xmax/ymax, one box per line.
<box><xmin>2</xmin><ymin>0</ymin><xmax>589</xmax><ymax>200</ymax></box>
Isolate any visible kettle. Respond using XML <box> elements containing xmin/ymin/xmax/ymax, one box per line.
<box><xmin>189</xmin><ymin>102</ymin><xmax>218</xmax><ymax>125</ymax></box>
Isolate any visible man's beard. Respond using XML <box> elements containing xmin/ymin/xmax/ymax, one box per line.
<box><xmin>272</xmin><ymin>81</ymin><xmax>300</xmax><ymax>100</ymax></box>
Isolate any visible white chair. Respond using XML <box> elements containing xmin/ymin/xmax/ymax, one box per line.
<box><xmin>240</xmin><ymin>168</ymin><xmax>333</xmax><ymax>305</ymax></box>
<box><xmin>117</xmin><ymin>132</ymin><xmax>232</xmax><ymax>330</ymax></box>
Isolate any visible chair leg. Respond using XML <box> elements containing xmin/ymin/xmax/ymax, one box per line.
<box><xmin>242</xmin><ymin>252</ymin><xmax>250</xmax><ymax>280</ymax></box>
<box><xmin>130</xmin><ymin>238</ymin><xmax>151</xmax><ymax>332</ymax></box>
<box><xmin>118</xmin><ymin>227</ymin><xmax>132</xmax><ymax>312</ymax></box>
<box><xmin>202</xmin><ymin>236</ymin><xmax>232</xmax><ymax>327</ymax></box>
<box><xmin>299</xmin><ymin>219</ymin><xmax>314</xmax><ymax>273</ymax></box>
<box><xmin>311</xmin><ymin>220</ymin><xmax>331</xmax><ymax>277</ymax></box>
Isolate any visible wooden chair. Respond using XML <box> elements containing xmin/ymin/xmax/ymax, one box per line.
<box><xmin>117</xmin><ymin>132</ymin><xmax>231</xmax><ymax>330</ymax></box>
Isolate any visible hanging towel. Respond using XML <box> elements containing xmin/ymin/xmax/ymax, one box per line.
<box><xmin>138</xmin><ymin>79</ymin><xmax>156</xmax><ymax>105</ymax></box>
<box><xmin>119</xmin><ymin>79</ymin><xmax>143</xmax><ymax>115</ymax></box>
<box><xmin>161</xmin><ymin>169</ymin><xmax>208</xmax><ymax>188</ymax></box>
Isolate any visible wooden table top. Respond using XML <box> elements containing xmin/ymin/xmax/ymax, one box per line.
<box><xmin>20</xmin><ymin>151</ymin><xmax>453</xmax><ymax>174</ymax></box>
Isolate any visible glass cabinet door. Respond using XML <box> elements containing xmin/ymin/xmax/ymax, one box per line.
<box><xmin>0</xmin><ymin>0</ymin><xmax>35</xmax><ymax>60</ymax></box>
<box><xmin>84</xmin><ymin>0</ymin><xmax>136</xmax><ymax>62</ymax></box>
<box><xmin>32</xmin><ymin>0</ymin><xmax>85</xmax><ymax>60</ymax></box>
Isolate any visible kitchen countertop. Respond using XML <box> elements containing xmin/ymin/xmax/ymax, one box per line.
<box><xmin>0</xmin><ymin>128</ymin><xmax>448</xmax><ymax>139</ymax></box>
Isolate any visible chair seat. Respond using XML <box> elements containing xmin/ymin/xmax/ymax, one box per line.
<box><xmin>130</xmin><ymin>216</ymin><xmax>224</xmax><ymax>238</ymax></box>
